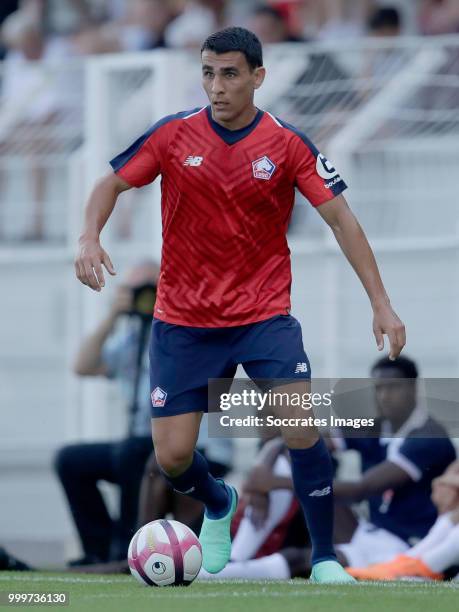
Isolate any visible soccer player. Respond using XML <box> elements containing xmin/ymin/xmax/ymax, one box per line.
<box><xmin>74</xmin><ymin>27</ymin><xmax>405</xmax><ymax>583</ymax></box>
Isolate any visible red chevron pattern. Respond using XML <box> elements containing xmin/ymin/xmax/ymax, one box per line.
<box><xmin>114</xmin><ymin>107</ymin><xmax>346</xmax><ymax>327</ymax></box>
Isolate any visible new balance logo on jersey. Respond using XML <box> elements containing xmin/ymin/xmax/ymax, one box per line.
<box><xmin>308</xmin><ymin>486</ymin><xmax>331</xmax><ymax>497</ymax></box>
<box><xmin>295</xmin><ymin>362</ymin><xmax>308</xmax><ymax>373</ymax></box>
<box><xmin>252</xmin><ymin>155</ymin><xmax>276</xmax><ymax>180</ymax></box>
<box><xmin>151</xmin><ymin>386</ymin><xmax>167</xmax><ymax>407</ymax></box>
<box><xmin>184</xmin><ymin>155</ymin><xmax>203</xmax><ymax>166</ymax></box>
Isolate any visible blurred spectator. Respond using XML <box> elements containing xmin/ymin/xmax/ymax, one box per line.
<box><xmin>358</xmin><ymin>5</ymin><xmax>405</xmax><ymax>102</ymax></box>
<box><xmin>418</xmin><ymin>0</ymin><xmax>459</xmax><ymax>36</ymax></box>
<box><xmin>0</xmin><ymin>0</ymin><xmax>18</xmax><ymax>58</ymax></box>
<box><xmin>0</xmin><ymin>7</ymin><xmax>80</xmax><ymax>240</ymax></box>
<box><xmin>266</xmin><ymin>5</ymin><xmax>352</xmax><ymax>148</ymax></box>
<box><xmin>200</xmin><ymin>356</ymin><xmax>457</xmax><ymax>580</ymax></box>
<box><xmin>164</xmin><ymin>0</ymin><xmax>227</xmax><ymax>49</ymax></box>
<box><xmin>54</xmin><ymin>260</ymin><xmax>159</xmax><ymax>565</ymax></box>
<box><xmin>249</xmin><ymin>4</ymin><xmax>303</xmax><ymax>43</ymax></box>
<box><xmin>348</xmin><ymin>460</ymin><xmax>459</xmax><ymax>580</ymax></box>
<box><xmin>368</xmin><ymin>5</ymin><xmax>401</xmax><ymax>37</ymax></box>
<box><xmin>73</xmin><ymin>0</ymin><xmax>180</xmax><ymax>54</ymax></box>
<box><xmin>301</xmin><ymin>0</ymin><xmax>374</xmax><ymax>41</ymax></box>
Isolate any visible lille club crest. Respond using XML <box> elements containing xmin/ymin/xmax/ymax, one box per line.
<box><xmin>151</xmin><ymin>386</ymin><xmax>167</xmax><ymax>407</ymax></box>
<box><xmin>252</xmin><ymin>155</ymin><xmax>276</xmax><ymax>180</ymax></box>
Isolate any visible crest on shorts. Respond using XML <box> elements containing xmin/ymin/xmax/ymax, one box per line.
<box><xmin>151</xmin><ymin>386</ymin><xmax>167</xmax><ymax>407</ymax></box>
<box><xmin>252</xmin><ymin>155</ymin><xmax>276</xmax><ymax>180</ymax></box>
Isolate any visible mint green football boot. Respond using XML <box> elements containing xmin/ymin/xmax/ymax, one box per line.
<box><xmin>199</xmin><ymin>482</ymin><xmax>238</xmax><ymax>574</ymax></box>
<box><xmin>310</xmin><ymin>560</ymin><xmax>357</xmax><ymax>584</ymax></box>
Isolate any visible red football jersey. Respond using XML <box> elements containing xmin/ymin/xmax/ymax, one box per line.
<box><xmin>110</xmin><ymin>106</ymin><xmax>347</xmax><ymax>327</ymax></box>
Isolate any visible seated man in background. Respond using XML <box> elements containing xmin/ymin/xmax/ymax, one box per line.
<box><xmin>199</xmin><ymin>356</ymin><xmax>456</xmax><ymax>580</ymax></box>
<box><xmin>54</xmin><ymin>260</ymin><xmax>159</xmax><ymax>566</ymax></box>
<box><xmin>330</xmin><ymin>356</ymin><xmax>456</xmax><ymax>571</ymax></box>
<box><xmin>348</xmin><ymin>459</ymin><xmax>459</xmax><ymax>580</ymax></box>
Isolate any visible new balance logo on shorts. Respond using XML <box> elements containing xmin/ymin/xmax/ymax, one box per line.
<box><xmin>308</xmin><ymin>486</ymin><xmax>331</xmax><ymax>497</ymax></box>
<box><xmin>151</xmin><ymin>386</ymin><xmax>167</xmax><ymax>407</ymax></box>
<box><xmin>175</xmin><ymin>486</ymin><xmax>196</xmax><ymax>494</ymax></box>
<box><xmin>184</xmin><ymin>155</ymin><xmax>203</xmax><ymax>166</ymax></box>
<box><xmin>295</xmin><ymin>362</ymin><xmax>308</xmax><ymax>373</ymax></box>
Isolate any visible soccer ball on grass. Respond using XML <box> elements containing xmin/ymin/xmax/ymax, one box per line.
<box><xmin>127</xmin><ymin>519</ymin><xmax>202</xmax><ymax>587</ymax></box>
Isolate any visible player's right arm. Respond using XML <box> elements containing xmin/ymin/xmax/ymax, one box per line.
<box><xmin>75</xmin><ymin>114</ymin><xmax>172</xmax><ymax>290</ymax></box>
<box><xmin>75</xmin><ymin>172</ymin><xmax>132</xmax><ymax>291</ymax></box>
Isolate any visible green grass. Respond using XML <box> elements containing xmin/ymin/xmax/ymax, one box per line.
<box><xmin>0</xmin><ymin>572</ymin><xmax>458</xmax><ymax>612</ymax></box>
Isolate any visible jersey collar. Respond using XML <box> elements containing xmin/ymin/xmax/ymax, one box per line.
<box><xmin>205</xmin><ymin>106</ymin><xmax>264</xmax><ymax>145</ymax></box>
<box><xmin>380</xmin><ymin>403</ymin><xmax>429</xmax><ymax>442</ymax></box>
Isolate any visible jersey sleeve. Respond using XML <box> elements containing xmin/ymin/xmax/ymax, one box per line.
<box><xmin>388</xmin><ymin>437</ymin><xmax>456</xmax><ymax>482</ymax></box>
<box><xmin>109</xmin><ymin>120</ymin><xmax>169</xmax><ymax>188</ymax></box>
<box><xmin>287</xmin><ymin>128</ymin><xmax>347</xmax><ymax>206</ymax></box>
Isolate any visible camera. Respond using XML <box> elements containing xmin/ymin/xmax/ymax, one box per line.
<box><xmin>129</xmin><ymin>283</ymin><xmax>157</xmax><ymax>319</ymax></box>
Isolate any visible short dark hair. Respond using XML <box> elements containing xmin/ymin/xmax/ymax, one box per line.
<box><xmin>371</xmin><ymin>355</ymin><xmax>418</xmax><ymax>379</ymax></box>
<box><xmin>368</xmin><ymin>7</ymin><xmax>401</xmax><ymax>31</ymax></box>
<box><xmin>201</xmin><ymin>26</ymin><xmax>263</xmax><ymax>70</ymax></box>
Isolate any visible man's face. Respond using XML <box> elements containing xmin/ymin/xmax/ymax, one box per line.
<box><xmin>201</xmin><ymin>50</ymin><xmax>265</xmax><ymax>124</ymax></box>
<box><xmin>250</xmin><ymin>14</ymin><xmax>286</xmax><ymax>43</ymax></box>
<box><xmin>372</xmin><ymin>367</ymin><xmax>416</xmax><ymax>421</ymax></box>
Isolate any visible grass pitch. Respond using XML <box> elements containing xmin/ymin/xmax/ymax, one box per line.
<box><xmin>1</xmin><ymin>572</ymin><xmax>458</xmax><ymax>612</ymax></box>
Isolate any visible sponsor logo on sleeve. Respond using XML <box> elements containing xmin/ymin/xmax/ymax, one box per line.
<box><xmin>316</xmin><ymin>153</ymin><xmax>342</xmax><ymax>188</ymax></box>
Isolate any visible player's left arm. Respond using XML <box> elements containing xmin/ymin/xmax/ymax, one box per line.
<box><xmin>333</xmin><ymin>460</ymin><xmax>411</xmax><ymax>502</ymax></box>
<box><xmin>317</xmin><ymin>194</ymin><xmax>406</xmax><ymax>360</ymax></box>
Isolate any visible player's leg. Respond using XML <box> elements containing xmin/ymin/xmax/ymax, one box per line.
<box><xmin>240</xmin><ymin>314</ymin><xmax>354</xmax><ymax>583</ymax></box>
<box><xmin>112</xmin><ymin>436</ymin><xmax>153</xmax><ymax>559</ymax></box>
<box><xmin>267</xmin><ymin>381</ymin><xmax>353</xmax><ymax>582</ymax></box>
<box><xmin>231</xmin><ymin>454</ymin><xmax>296</xmax><ymax>561</ymax></box>
<box><xmin>348</xmin><ymin>512</ymin><xmax>459</xmax><ymax>581</ymax></box>
<box><xmin>152</xmin><ymin>411</ymin><xmax>230</xmax><ymax>515</ymax></box>
<box><xmin>152</xmin><ymin>411</ymin><xmax>238</xmax><ymax>572</ymax></box>
<box><xmin>54</xmin><ymin>442</ymin><xmax>118</xmax><ymax>563</ymax></box>
<box><xmin>198</xmin><ymin>552</ymin><xmax>291</xmax><ymax>580</ymax></box>
<box><xmin>149</xmin><ymin>319</ymin><xmax>238</xmax><ymax>572</ymax></box>
<box><xmin>137</xmin><ymin>452</ymin><xmax>173</xmax><ymax>523</ymax></box>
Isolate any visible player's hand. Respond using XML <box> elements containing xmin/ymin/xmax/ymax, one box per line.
<box><xmin>431</xmin><ymin>480</ymin><xmax>459</xmax><ymax>514</ymax></box>
<box><xmin>108</xmin><ymin>285</ymin><xmax>133</xmax><ymax>319</ymax></box>
<box><xmin>372</xmin><ymin>302</ymin><xmax>406</xmax><ymax>360</ymax></box>
<box><xmin>242</xmin><ymin>464</ymin><xmax>276</xmax><ymax>496</ymax></box>
<box><xmin>75</xmin><ymin>237</ymin><xmax>116</xmax><ymax>291</ymax></box>
<box><xmin>244</xmin><ymin>492</ymin><xmax>269</xmax><ymax>529</ymax></box>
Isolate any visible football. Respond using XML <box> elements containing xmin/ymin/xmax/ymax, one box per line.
<box><xmin>127</xmin><ymin>519</ymin><xmax>202</xmax><ymax>587</ymax></box>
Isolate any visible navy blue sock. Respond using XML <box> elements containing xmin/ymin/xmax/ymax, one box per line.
<box><xmin>288</xmin><ymin>439</ymin><xmax>336</xmax><ymax>565</ymax></box>
<box><xmin>160</xmin><ymin>450</ymin><xmax>230</xmax><ymax>519</ymax></box>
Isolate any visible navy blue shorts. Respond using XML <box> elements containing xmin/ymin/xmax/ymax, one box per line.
<box><xmin>149</xmin><ymin>314</ymin><xmax>311</xmax><ymax>417</ymax></box>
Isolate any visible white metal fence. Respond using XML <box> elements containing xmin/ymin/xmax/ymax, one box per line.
<box><xmin>0</xmin><ymin>59</ymin><xmax>83</xmax><ymax>243</ymax></box>
<box><xmin>1</xmin><ymin>37</ymin><xmax>458</xmax><ymax>563</ymax></box>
